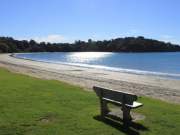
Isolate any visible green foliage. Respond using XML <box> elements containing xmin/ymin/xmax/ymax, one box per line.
<box><xmin>0</xmin><ymin>36</ymin><xmax>180</xmax><ymax>53</ymax></box>
<box><xmin>0</xmin><ymin>68</ymin><xmax>179</xmax><ymax>135</ymax></box>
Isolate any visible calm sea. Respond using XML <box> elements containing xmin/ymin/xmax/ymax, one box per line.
<box><xmin>15</xmin><ymin>52</ymin><xmax>180</xmax><ymax>79</ymax></box>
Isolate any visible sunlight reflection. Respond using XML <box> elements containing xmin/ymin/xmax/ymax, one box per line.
<box><xmin>68</xmin><ymin>52</ymin><xmax>112</xmax><ymax>63</ymax></box>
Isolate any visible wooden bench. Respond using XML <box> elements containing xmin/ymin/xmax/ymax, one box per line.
<box><xmin>93</xmin><ymin>86</ymin><xmax>143</xmax><ymax>125</ymax></box>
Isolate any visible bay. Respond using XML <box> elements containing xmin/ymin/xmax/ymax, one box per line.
<box><xmin>15</xmin><ymin>52</ymin><xmax>180</xmax><ymax>79</ymax></box>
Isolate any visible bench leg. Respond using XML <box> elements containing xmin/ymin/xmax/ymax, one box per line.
<box><xmin>100</xmin><ymin>99</ymin><xmax>109</xmax><ymax>118</ymax></box>
<box><xmin>121</xmin><ymin>105</ymin><xmax>132</xmax><ymax>126</ymax></box>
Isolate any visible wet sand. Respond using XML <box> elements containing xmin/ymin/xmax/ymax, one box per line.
<box><xmin>0</xmin><ymin>54</ymin><xmax>180</xmax><ymax>104</ymax></box>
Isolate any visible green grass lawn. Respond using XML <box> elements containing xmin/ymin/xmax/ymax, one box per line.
<box><xmin>0</xmin><ymin>68</ymin><xmax>179</xmax><ymax>135</ymax></box>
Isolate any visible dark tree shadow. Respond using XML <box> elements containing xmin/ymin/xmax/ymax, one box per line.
<box><xmin>94</xmin><ymin>114</ymin><xmax>149</xmax><ymax>135</ymax></box>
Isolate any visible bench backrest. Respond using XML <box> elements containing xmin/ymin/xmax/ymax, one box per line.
<box><xmin>93</xmin><ymin>86</ymin><xmax>137</xmax><ymax>105</ymax></box>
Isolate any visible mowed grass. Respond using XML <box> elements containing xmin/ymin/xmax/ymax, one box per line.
<box><xmin>0</xmin><ymin>68</ymin><xmax>179</xmax><ymax>135</ymax></box>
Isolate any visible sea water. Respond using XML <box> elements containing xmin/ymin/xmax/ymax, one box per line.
<box><xmin>15</xmin><ymin>52</ymin><xmax>180</xmax><ymax>79</ymax></box>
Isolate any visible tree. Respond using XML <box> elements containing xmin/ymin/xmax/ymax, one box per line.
<box><xmin>0</xmin><ymin>43</ymin><xmax>9</xmax><ymax>52</ymax></box>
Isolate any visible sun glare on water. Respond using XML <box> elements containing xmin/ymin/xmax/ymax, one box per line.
<box><xmin>68</xmin><ymin>52</ymin><xmax>112</xmax><ymax>63</ymax></box>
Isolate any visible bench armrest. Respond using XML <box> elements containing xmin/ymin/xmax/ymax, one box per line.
<box><xmin>126</xmin><ymin>101</ymin><xmax>143</xmax><ymax>109</ymax></box>
<box><xmin>102</xmin><ymin>98</ymin><xmax>143</xmax><ymax>109</ymax></box>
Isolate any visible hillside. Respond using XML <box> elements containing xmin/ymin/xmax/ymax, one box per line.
<box><xmin>0</xmin><ymin>36</ymin><xmax>180</xmax><ymax>53</ymax></box>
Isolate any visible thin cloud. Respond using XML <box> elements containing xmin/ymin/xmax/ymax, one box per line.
<box><xmin>160</xmin><ymin>35</ymin><xmax>173</xmax><ymax>40</ymax></box>
<box><xmin>34</xmin><ymin>34</ymin><xmax>67</xmax><ymax>43</ymax></box>
<box><xmin>159</xmin><ymin>35</ymin><xmax>179</xmax><ymax>44</ymax></box>
<box><xmin>17</xmin><ymin>34</ymin><xmax>73</xmax><ymax>43</ymax></box>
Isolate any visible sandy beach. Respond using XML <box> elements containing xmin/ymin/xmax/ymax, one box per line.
<box><xmin>0</xmin><ymin>53</ymin><xmax>180</xmax><ymax>104</ymax></box>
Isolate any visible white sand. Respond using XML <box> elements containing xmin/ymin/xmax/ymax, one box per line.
<box><xmin>0</xmin><ymin>53</ymin><xmax>180</xmax><ymax>104</ymax></box>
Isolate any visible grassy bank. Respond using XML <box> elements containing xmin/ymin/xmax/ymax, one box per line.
<box><xmin>0</xmin><ymin>68</ymin><xmax>179</xmax><ymax>135</ymax></box>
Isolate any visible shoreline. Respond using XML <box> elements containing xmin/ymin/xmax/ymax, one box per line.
<box><xmin>0</xmin><ymin>53</ymin><xmax>180</xmax><ymax>104</ymax></box>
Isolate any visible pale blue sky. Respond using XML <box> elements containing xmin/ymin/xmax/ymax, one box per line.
<box><xmin>0</xmin><ymin>0</ymin><xmax>179</xmax><ymax>44</ymax></box>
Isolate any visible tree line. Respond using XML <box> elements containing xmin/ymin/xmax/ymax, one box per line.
<box><xmin>0</xmin><ymin>36</ymin><xmax>180</xmax><ymax>53</ymax></box>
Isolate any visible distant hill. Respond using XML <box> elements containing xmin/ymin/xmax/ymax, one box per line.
<box><xmin>0</xmin><ymin>36</ymin><xmax>180</xmax><ymax>53</ymax></box>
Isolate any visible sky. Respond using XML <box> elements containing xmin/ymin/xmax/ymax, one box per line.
<box><xmin>0</xmin><ymin>0</ymin><xmax>180</xmax><ymax>44</ymax></box>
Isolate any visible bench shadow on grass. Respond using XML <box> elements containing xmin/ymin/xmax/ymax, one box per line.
<box><xmin>94</xmin><ymin>114</ymin><xmax>148</xmax><ymax>135</ymax></box>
